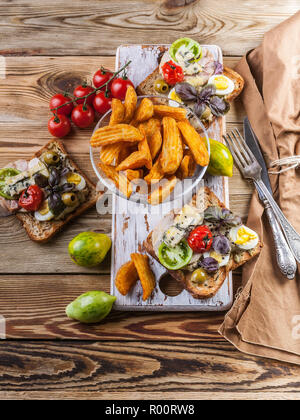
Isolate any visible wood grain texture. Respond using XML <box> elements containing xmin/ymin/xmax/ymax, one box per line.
<box><xmin>0</xmin><ymin>274</ymin><xmax>243</xmax><ymax>340</ymax></box>
<box><xmin>0</xmin><ymin>341</ymin><xmax>299</xmax><ymax>400</ymax></box>
<box><xmin>0</xmin><ymin>56</ymin><xmax>253</xmax><ymax>275</ymax></box>
<box><xmin>0</xmin><ymin>0</ymin><xmax>298</xmax><ymax>57</ymax></box>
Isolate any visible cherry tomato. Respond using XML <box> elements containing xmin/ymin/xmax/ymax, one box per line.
<box><xmin>19</xmin><ymin>185</ymin><xmax>43</xmax><ymax>212</ymax></box>
<box><xmin>71</xmin><ymin>104</ymin><xmax>95</xmax><ymax>128</ymax></box>
<box><xmin>111</xmin><ymin>77</ymin><xmax>134</xmax><ymax>101</ymax></box>
<box><xmin>161</xmin><ymin>60</ymin><xmax>184</xmax><ymax>85</ymax></box>
<box><xmin>93</xmin><ymin>91</ymin><xmax>112</xmax><ymax>114</ymax></box>
<box><xmin>73</xmin><ymin>84</ymin><xmax>95</xmax><ymax>106</ymax></box>
<box><xmin>188</xmin><ymin>225</ymin><xmax>213</xmax><ymax>253</ymax></box>
<box><xmin>48</xmin><ymin>114</ymin><xmax>71</xmax><ymax>138</ymax></box>
<box><xmin>49</xmin><ymin>93</ymin><xmax>74</xmax><ymax>116</ymax></box>
<box><xmin>93</xmin><ymin>68</ymin><xmax>114</xmax><ymax>90</ymax></box>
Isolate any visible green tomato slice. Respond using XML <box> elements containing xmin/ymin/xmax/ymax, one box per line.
<box><xmin>158</xmin><ymin>239</ymin><xmax>193</xmax><ymax>270</ymax></box>
<box><xmin>169</xmin><ymin>37</ymin><xmax>202</xmax><ymax>64</ymax></box>
<box><xmin>0</xmin><ymin>168</ymin><xmax>21</xmax><ymax>199</ymax></box>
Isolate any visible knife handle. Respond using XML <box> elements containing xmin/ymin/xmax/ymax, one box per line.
<box><xmin>262</xmin><ymin>198</ymin><xmax>297</xmax><ymax>279</ymax></box>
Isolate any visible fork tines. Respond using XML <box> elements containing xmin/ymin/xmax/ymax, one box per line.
<box><xmin>223</xmin><ymin>128</ymin><xmax>257</xmax><ymax>173</ymax></box>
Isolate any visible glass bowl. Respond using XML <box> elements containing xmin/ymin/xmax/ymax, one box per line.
<box><xmin>90</xmin><ymin>95</ymin><xmax>210</xmax><ymax>206</ymax></box>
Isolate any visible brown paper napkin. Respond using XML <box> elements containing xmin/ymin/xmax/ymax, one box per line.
<box><xmin>219</xmin><ymin>11</ymin><xmax>300</xmax><ymax>364</ymax></box>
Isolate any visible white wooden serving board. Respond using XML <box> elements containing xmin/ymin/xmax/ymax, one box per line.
<box><xmin>110</xmin><ymin>44</ymin><xmax>233</xmax><ymax>311</ymax></box>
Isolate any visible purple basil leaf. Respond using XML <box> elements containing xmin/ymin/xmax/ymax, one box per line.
<box><xmin>49</xmin><ymin>192</ymin><xmax>65</xmax><ymax>216</ymax></box>
<box><xmin>212</xmin><ymin>235</ymin><xmax>231</xmax><ymax>255</ymax></box>
<box><xmin>194</xmin><ymin>101</ymin><xmax>206</xmax><ymax>118</ymax></box>
<box><xmin>214</xmin><ymin>61</ymin><xmax>223</xmax><ymax>75</ymax></box>
<box><xmin>198</xmin><ymin>84</ymin><xmax>216</xmax><ymax>103</ymax></box>
<box><xmin>209</xmin><ymin>96</ymin><xmax>230</xmax><ymax>117</ymax></box>
<box><xmin>175</xmin><ymin>83</ymin><xmax>197</xmax><ymax>101</ymax></box>
<box><xmin>60</xmin><ymin>167</ymin><xmax>70</xmax><ymax>177</ymax></box>
<box><xmin>49</xmin><ymin>168</ymin><xmax>60</xmax><ymax>187</ymax></box>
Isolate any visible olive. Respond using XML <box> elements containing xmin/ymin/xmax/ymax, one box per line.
<box><xmin>200</xmin><ymin>106</ymin><xmax>212</xmax><ymax>121</ymax></box>
<box><xmin>191</xmin><ymin>268</ymin><xmax>207</xmax><ymax>285</ymax></box>
<box><xmin>154</xmin><ymin>79</ymin><xmax>169</xmax><ymax>94</ymax></box>
<box><xmin>62</xmin><ymin>192</ymin><xmax>78</xmax><ymax>207</ymax></box>
<box><xmin>43</xmin><ymin>151</ymin><xmax>60</xmax><ymax>166</ymax></box>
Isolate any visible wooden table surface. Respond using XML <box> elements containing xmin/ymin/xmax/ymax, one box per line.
<box><xmin>0</xmin><ymin>0</ymin><xmax>300</xmax><ymax>400</ymax></box>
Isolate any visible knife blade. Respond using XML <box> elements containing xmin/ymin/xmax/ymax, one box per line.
<box><xmin>243</xmin><ymin>117</ymin><xmax>272</xmax><ymax>196</ymax></box>
<box><xmin>243</xmin><ymin>116</ymin><xmax>297</xmax><ymax>279</ymax></box>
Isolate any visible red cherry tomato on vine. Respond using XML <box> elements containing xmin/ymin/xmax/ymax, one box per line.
<box><xmin>93</xmin><ymin>91</ymin><xmax>112</xmax><ymax>114</ymax></box>
<box><xmin>111</xmin><ymin>77</ymin><xmax>134</xmax><ymax>101</ymax></box>
<box><xmin>73</xmin><ymin>85</ymin><xmax>95</xmax><ymax>106</ymax></box>
<box><xmin>49</xmin><ymin>93</ymin><xmax>74</xmax><ymax>116</ymax></box>
<box><xmin>188</xmin><ymin>225</ymin><xmax>213</xmax><ymax>253</ymax></box>
<box><xmin>93</xmin><ymin>68</ymin><xmax>114</xmax><ymax>90</ymax></box>
<box><xmin>19</xmin><ymin>185</ymin><xmax>43</xmax><ymax>212</ymax></box>
<box><xmin>71</xmin><ymin>104</ymin><xmax>95</xmax><ymax>128</ymax></box>
<box><xmin>48</xmin><ymin>114</ymin><xmax>71</xmax><ymax>138</ymax></box>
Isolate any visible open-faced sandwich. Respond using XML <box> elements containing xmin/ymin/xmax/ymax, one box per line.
<box><xmin>137</xmin><ymin>38</ymin><xmax>244</xmax><ymax>129</ymax></box>
<box><xmin>0</xmin><ymin>140</ymin><xmax>99</xmax><ymax>242</ymax></box>
<box><xmin>144</xmin><ymin>187</ymin><xmax>262</xmax><ymax>299</ymax></box>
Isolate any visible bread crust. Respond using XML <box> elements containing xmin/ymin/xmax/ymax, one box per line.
<box><xmin>143</xmin><ymin>187</ymin><xmax>262</xmax><ymax>299</ymax></box>
<box><xmin>15</xmin><ymin>139</ymin><xmax>100</xmax><ymax>243</ymax></box>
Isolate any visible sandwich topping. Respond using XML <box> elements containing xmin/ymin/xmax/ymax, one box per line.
<box><xmin>156</xmin><ymin>203</ymin><xmax>259</xmax><ymax>286</ymax></box>
<box><xmin>154</xmin><ymin>37</ymin><xmax>235</xmax><ymax>125</ymax></box>
<box><xmin>0</xmin><ymin>146</ymin><xmax>90</xmax><ymax>222</ymax></box>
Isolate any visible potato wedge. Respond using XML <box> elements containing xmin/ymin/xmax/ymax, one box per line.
<box><xmin>131</xmin><ymin>98</ymin><xmax>154</xmax><ymax>125</ymax></box>
<box><xmin>138</xmin><ymin>125</ymin><xmax>152</xmax><ymax>170</ymax></box>
<box><xmin>131</xmin><ymin>253</ymin><xmax>156</xmax><ymax>301</ymax></box>
<box><xmin>160</xmin><ymin>117</ymin><xmax>183</xmax><ymax>174</ymax></box>
<box><xmin>176</xmin><ymin>154</ymin><xmax>190</xmax><ymax>179</ymax></box>
<box><xmin>91</xmin><ymin>124</ymin><xmax>143</xmax><ymax>147</ymax></box>
<box><xmin>177</xmin><ymin>121</ymin><xmax>209</xmax><ymax>166</ymax></box>
<box><xmin>144</xmin><ymin>156</ymin><xmax>164</xmax><ymax>185</ymax></box>
<box><xmin>99</xmin><ymin>163</ymin><xmax>132</xmax><ymax>198</ymax></box>
<box><xmin>109</xmin><ymin>98</ymin><xmax>125</xmax><ymax>125</ymax></box>
<box><xmin>115</xmin><ymin>261</ymin><xmax>139</xmax><ymax>296</ymax></box>
<box><xmin>116</xmin><ymin>151</ymin><xmax>149</xmax><ymax>172</ymax></box>
<box><xmin>147</xmin><ymin>175</ymin><xmax>177</xmax><ymax>205</ymax></box>
<box><xmin>123</xmin><ymin>169</ymin><xmax>143</xmax><ymax>182</ymax></box>
<box><xmin>100</xmin><ymin>143</ymin><xmax>125</xmax><ymax>165</ymax></box>
<box><xmin>153</xmin><ymin>105</ymin><xmax>186</xmax><ymax>121</ymax></box>
<box><xmin>185</xmin><ymin>149</ymin><xmax>197</xmax><ymax>177</ymax></box>
<box><xmin>124</xmin><ymin>85</ymin><xmax>137</xmax><ymax>123</ymax></box>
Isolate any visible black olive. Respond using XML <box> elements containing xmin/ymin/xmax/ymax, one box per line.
<box><xmin>34</xmin><ymin>173</ymin><xmax>49</xmax><ymax>188</ymax></box>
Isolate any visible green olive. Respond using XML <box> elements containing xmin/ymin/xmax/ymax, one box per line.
<box><xmin>191</xmin><ymin>268</ymin><xmax>207</xmax><ymax>285</ymax></box>
<box><xmin>62</xmin><ymin>192</ymin><xmax>78</xmax><ymax>207</ymax></box>
<box><xmin>201</xmin><ymin>106</ymin><xmax>212</xmax><ymax>121</ymax></box>
<box><xmin>43</xmin><ymin>151</ymin><xmax>60</xmax><ymax>166</ymax></box>
<box><xmin>154</xmin><ymin>79</ymin><xmax>169</xmax><ymax>94</ymax></box>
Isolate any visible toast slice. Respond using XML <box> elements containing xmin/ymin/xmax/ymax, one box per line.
<box><xmin>143</xmin><ymin>187</ymin><xmax>262</xmax><ymax>299</ymax></box>
<box><xmin>136</xmin><ymin>66</ymin><xmax>244</xmax><ymax>102</ymax></box>
<box><xmin>16</xmin><ymin>140</ymin><xmax>100</xmax><ymax>243</ymax></box>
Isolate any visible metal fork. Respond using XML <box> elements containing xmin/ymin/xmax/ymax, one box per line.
<box><xmin>224</xmin><ymin>128</ymin><xmax>300</xmax><ymax>267</ymax></box>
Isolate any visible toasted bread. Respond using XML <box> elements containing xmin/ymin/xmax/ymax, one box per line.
<box><xmin>143</xmin><ymin>187</ymin><xmax>262</xmax><ymax>299</ymax></box>
<box><xmin>16</xmin><ymin>140</ymin><xmax>100</xmax><ymax>243</ymax></box>
<box><xmin>137</xmin><ymin>66</ymin><xmax>244</xmax><ymax>102</ymax></box>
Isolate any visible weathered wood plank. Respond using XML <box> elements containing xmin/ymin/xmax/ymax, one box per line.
<box><xmin>0</xmin><ymin>0</ymin><xmax>298</xmax><ymax>57</ymax></box>
<box><xmin>0</xmin><ymin>340</ymin><xmax>299</xmax><ymax>399</ymax></box>
<box><xmin>0</xmin><ymin>274</ymin><xmax>242</xmax><ymax>339</ymax></box>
